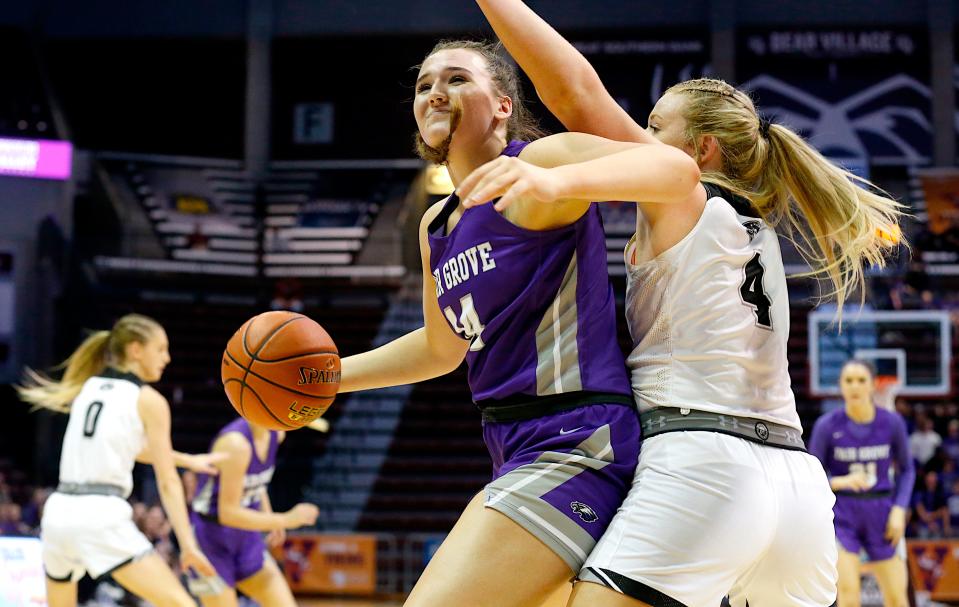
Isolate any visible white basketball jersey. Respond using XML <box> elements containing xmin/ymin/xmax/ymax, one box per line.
<box><xmin>624</xmin><ymin>185</ymin><xmax>801</xmax><ymax>430</ymax></box>
<box><xmin>58</xmin><ymin>369</ymin><xmax>147</xmax><ymax>497</ymax></box>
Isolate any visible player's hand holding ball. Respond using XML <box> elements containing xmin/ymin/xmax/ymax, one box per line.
<box><xmin>221</xmin><ymin>311</ymin><xmax>340</xmax><ymax>431</ymax></box>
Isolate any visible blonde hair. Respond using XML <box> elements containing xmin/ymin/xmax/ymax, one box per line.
<box><xmin>666</xmin><ymin>78</ymin><xmax>905</xmax><ymax>314</ymax></box>
<box><xmin>17</xmin><ymin>314</ymin><xmax>162</xmax><ymax>412</ymax></box>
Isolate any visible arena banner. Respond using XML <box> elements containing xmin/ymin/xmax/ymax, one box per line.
<box><xmin>738</xmin><ymin>28</ymin><xmax>931</xmax><ymax>166</ymax></box>
<box><xmin>272</xmin><ymin>533</ymin><xmax>377</xmax><ymax>595</ymax></box>
<box><xmin>0</xmin><ymin>137</ymin><xmax>71</xmax><ymax>180</ymax></box>
<box><xmin>907</xmin><ymin>539</ymin><xmax>959</xmax><ymax>601</ymax></box>
<box><xmin>0</xmin><ymin>537</ymin><xmax>46</xmax><ymax>607</ymax></box>
<box><xmin>917</xmin><ymin>168</ymin><xmax>959</xmax><ymax>236</ymax></box>
<box><xmin>566</xmin><ymin>30</ymin><xmax>710</xmax><ymax>131</ymax></box>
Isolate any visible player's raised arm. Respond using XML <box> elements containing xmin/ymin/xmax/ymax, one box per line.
<box><xmin>135</xmin><ymin>447</ymin><xmax>227</xmax><ymax>475</ymax></box>
<box><xmin>476</xmin><ymin>0</ymin><xmax>653</xmax><ymax>142</ymax></box>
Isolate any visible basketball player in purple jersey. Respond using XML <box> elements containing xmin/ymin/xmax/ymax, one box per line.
<box><xmin>189</xmin><ymin>418</ymin><xmax>318</xmax><ymax>607</ymax></box>
<box><xmin>335</xmin><ymin>40</ymin><xmax>701</xmax><ymax>606</ymax></box>
<box><xmin>809</xmin><ymin>361</ymin><xmax>914</xmax><ymax>607</ymax></box>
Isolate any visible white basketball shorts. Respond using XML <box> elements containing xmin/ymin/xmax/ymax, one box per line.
<box><xmin>580</xmin><ymin>431</ymin><xmax>838</xmax><ymax>607</ymax></box>
<box><xmin>41</xmin><ymin>492</ymin><xmax>154</xmax><ymax>582</ymax></box>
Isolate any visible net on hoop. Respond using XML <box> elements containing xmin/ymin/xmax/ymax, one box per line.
<box><xmin>874</xmin><ymin>375</ymin><xmax>901</xmax><ymax>412</ymax></box>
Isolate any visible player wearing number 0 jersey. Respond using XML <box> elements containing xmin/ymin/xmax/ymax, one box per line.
<box><xmin>17</xmin><ymin>314</ymin><xmax>217</xmax><ymax>607</ymax></box>
<box><xmin>475</xmin><ymin>3</ymin><xmax>906</xmax><ymax>605</ymax></box>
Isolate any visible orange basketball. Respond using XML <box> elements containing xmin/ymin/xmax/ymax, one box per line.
<box><xmin>221</xmin><ymin>311</ymin><xmax>340</xmax><ymax>431</ymax></box>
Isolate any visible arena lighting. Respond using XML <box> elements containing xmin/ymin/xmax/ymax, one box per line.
<box><xmin>425</xmin><ymin>163</ymin><xmax>454</xmax><ymax>195</ymax></box>
<box><xmin>0</xmin><ymin>137</ymin><xmax>72</xmax><ymax>180</ymax></box>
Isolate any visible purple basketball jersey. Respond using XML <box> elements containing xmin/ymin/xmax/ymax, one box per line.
<box><xmin>427</xmin><ymin>140</ymin><xmax>630</xmax><ymax>403</ymax></box>
<box><xmin>192</xmin><ymin>418</ymin><xmax>279</xmax><ymax>518</ymax></box>
<box><xmin>809</xmin><ymin>407</ymin><xmax>915</xmax><ymax>560</ymax></box>
<box><xmin>809</xmin><ymin>407</ymin><xmax>914</xmax><ymax>507</ymax></box>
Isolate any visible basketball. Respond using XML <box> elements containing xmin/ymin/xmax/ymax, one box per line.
<box><xmin>221</xmin><ymin>311</ymin><xmax>340</xmax><ymax>431</ymax></box>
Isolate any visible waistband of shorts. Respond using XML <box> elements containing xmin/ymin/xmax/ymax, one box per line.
<box><xmin>639</xmin><ymin>406</ymin><xmax>806</xmax><ymax>451</ymax></box>
<box><xmin>835</xmin><ymin>490</ymin><xmax>893</xmax><ymax>500</ymax></box>
<box><xmin>56</xmin><ymin>482</ymin><xmax>128</xmax><ymax>498</ymax></box>
<box><xmin>192</xmin><ymin>510</ymin><xmax>221</xmax><ymax>525</ymax></box>
<box><xmin>477</xmin><ymin>391</ymin><xmax>634</xmax><ymax>423</ymax></box>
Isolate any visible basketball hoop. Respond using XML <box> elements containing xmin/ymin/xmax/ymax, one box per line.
<box><xmin>874</xmin><ymin>375</ymin><xmax>901</xmax><ymax>412</ymax></box>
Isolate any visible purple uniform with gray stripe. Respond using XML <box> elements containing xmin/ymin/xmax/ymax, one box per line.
<box><xmin>809</xmin><ymin>408</ymin><xmax>915</xmax><ymax>560</ymax></box>
<box><xmin>190</xmin><ymin>419</ymin><xmax>279</xmax><ymax>585</ymax></box>
<box><xmin>427</xmin><ymin>140</ymin><xmax>639</xmax><ymax>569</ymax></box>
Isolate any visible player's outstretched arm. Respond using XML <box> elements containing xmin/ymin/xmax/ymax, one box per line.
<box><xmin>458</xmin><ymin>133</ymin><xmax>701</xmax><ymax>227</ymax></box>
<box><xmin>215</xmin><ymin>433</ymin><xmax>319</xmax><ymax>532</ymax></box>
<box><xmin>135</xmin><ymin>447</ymin><xmax>228</xmax><ymax>475</ymax></box>
<box><xmin>138</xmin><ymin>386</ymin><xmax>216</xmax><ymax>576</ymax></box>
<box><xmin>338</xmin><ymin>200</ymin><xmax>470</xmax><ymax>394</ymax></box>
<box><xmin>476</xmin><ymin>0</ymin><xmax>653</xmax><ymax>143</ymax></box>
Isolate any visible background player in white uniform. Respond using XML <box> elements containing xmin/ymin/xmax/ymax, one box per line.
<box><xmin>474</xmin><ymin>2</ymin><xmax>905</xmax><ymax>605</ymax></box>
<box><xmin>17</xmin><ymin>313</ymin><xmax>218</xmax><ymax>607</ymax></box>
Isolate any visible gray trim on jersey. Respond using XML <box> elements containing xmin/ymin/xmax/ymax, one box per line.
<box><xmin>483</xmin><ymin>425</ymin><xmax>614</xmax><ymax>570</ymax></box>
<box><xmin>535</xmin><ymin>255</ymin><xmax>582</xmax><ymax>395</ymax></box>
<box><xmin>192</xmin><ymin>476</ymin><xmax>215</xmax><ymax>515</ymax></box>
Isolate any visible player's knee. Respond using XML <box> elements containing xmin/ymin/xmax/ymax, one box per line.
<box><xmin>158</xmin><ymin>586</ymin><xmax>198</xmax><ymax>607</ymax></box>
<box><xmin>836</xmin><ymin>577</ymin><xmax>860</xmax><ymax>600</ymax></box>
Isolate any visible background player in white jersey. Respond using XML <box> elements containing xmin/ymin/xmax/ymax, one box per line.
<box><xmin>472</xmin><ymin>2</ymin><xmax>904</xmax><ymax>605</ymax></box>
<box><xmin>17</xmin><ymin>313</ymin><xmax>218</xmax><ymax>607</ymax></box>
<box><xmin>809</xmin><ymin>361</ymin><xmax>914</xmax><ymax>607</ymax></box>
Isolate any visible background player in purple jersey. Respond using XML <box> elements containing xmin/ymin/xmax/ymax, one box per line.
<box><xmin>335</xmin><ymin>39</ymin><xmax>701</xmax><ymax>607</ymax></box>
<box><xmin>809</xmin><ymin>361</ymin><xmax>915</xmax><ymax>607</ymax></box>
<box><xmin>189</xmin><ymin>417</ymin><xmax>319</xmax><ymax>607</ymax></box>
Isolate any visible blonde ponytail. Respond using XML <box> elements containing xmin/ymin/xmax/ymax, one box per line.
<box><xmin>17</xmin><ymin>314</ymin><xmax>163</xmax><ymax>412</ymax></box>
<box><xmin>757</xmin><ymin>124</ymin><xmax>904</xmax><ymax>312</ymax></box>
<box><xmin>667</xmin><ymin>78</ymin><xmax>905</xmax><ymax>315</ymax></box>
<box><xmin>17</xmin><ymin>331</ymin><xmax>110</xmax><ymax>412</ymax></box>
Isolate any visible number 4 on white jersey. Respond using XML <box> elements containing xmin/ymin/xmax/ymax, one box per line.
<box><xmin>444</xmin><ymin>293</ymin><xmax>486</xmax><ymax>351</ymax></box>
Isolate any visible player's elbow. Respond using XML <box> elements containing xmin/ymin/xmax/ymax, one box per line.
<box><xmin>540</xmin><ymin>63</ymin><xmax>600</xmax><ymax>105</ymax></box>
<box><xmin>431</xmin><ymin>344</ymin><xmax>468</xmax><ymax>377</ymax></box>
<box><xmin>643</xmin><ymin>148</ymin><xmax>701</xmax><ymax>204</ymax></box>
<box><xmin>217</xmin><ymin>507</ymin><xmax>240</xmax><ymax>527</ymax></box>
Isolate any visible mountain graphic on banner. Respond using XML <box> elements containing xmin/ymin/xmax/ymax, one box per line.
<box><xmin>743</xmin><ymin>73</ymin><xmax>931</xmax><ymax>165</ymax></box>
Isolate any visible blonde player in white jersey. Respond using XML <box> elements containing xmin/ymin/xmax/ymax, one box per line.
<box><xmin>17</xmin><ymin>313</ymin><xmax>220</xmax><ymax>607</ymax></box>
<box><xmin>468</xmin><ymin>2</ymin><xmax>906</xmax><ymax>605</ymax></box>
